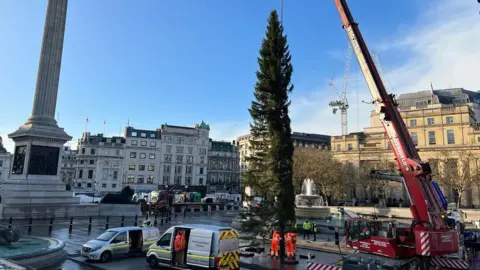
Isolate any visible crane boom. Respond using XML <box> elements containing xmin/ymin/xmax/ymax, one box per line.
<box><xmin>333</xmin><ymin>0</ymin><xmax>459</xmax><ymax>258</ymax></box>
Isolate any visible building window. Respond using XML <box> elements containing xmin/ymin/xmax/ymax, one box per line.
<box><xmin>113</xmin><ymin>171</ymin><xmax>118</xmax><ymax>179</ymax></box>
<box><xmin>347</xmin><ymin>144</ymin><xmax>353</xmax><ymax>151</ymax></box>
<box><xmin>149</xmin><ymin>153</ymin><xmax>156</xmax><ymax>159</ymax></box>
<box><xmin>477</xmin><ymin>137</ymin><xmax>480</xmax><ymax>143</ymax></box>
<box><xmin>87</xmin><ymin>183</ymin><xmax>92</xmax><ymax>188</ymax></box>
<box><xmin>78</xmin><ymin>169</ymin><xmax>83</xmax><ymax>178</ymax></box>
<box><xmin>81</xmin><ymin>148</ymin><xmax>85</xmax><ymax>154</ymax></box>
<box><xmin>336</xmin><ymin>144</ymin><xmax>341</xmax><ymax>151</ymax></box>
<box><xmin>129</xmin><ymin>164</ymin><xmax>136</xmax><ymax>170</ymax></box>
<box><xmin>186</xmin><ymin>166</ymin><xmax>193</xmax><ymax>175</ymax></box>
<box><xmin>167</xmin><ymin>136</ymin><xmax>172</xmax><ymax>143</ymax></box>
<box><xmin>427</xmin><ymin>118</ymin><xmax>435</xmax><ymax>125</ymax></box>
<box><xmin>185</xmin><ymin>176</ymin><xmax>191</xmax><ymax>186</ymax></box>
<box><xmin>139</xmin><ymin>153</ymin><xmax>146</xmax><ymax>159</ymax></box>
<box><xmin>202</xmin><ymin>140</ymin><xmax>205</xmax><ymax>145</ymax></box>
<box><xmin>174</xmin><ymin>176</ymin><xmax>181</xmax><ymax>185</ymax></box>
<box><xmin>428</xmin><ymin>131</ymin><xmax>436</xmax><ymax>145</ymax></box>
<box><xmin>163</xmin><ymin>175</ymin><xmax>170</xmax><ymax>185</ymax></box>
<box><xmin>112</xmin><ymin>184</ymin><xmax>117</xmax><ymax>188</ymax></box>
<box><xmin>166</xmin><ymin>146</ymin><xmax>172</xmax><ymax>153</ymax></box>
<box><xmin>410</xmin><ymin>119</ymin><xmax>417</xmax><ymax>126</ymax></box>
<box><xmin>130</xmin><ymin>152</ymin><xmax>137</xmax><ymax>158</ymax></box>
<box><xmin>127</xmin><ymin>176</ymin><xmax>134</xmax><ymax>183</ymax></box>
<box><xmin>447</xmin><ymin>130</ymin><xmax>455</xmax><ymax>144</ymax></box>
<box><xmin>116</xmin><ymin>150</ymin><xmax>120</xmax><ymax>156</ymax></box>
<box><xmin>147</xmin><ymin>176</ymin><xmax>154</xmax><ymax>184</ymax></box>
<box><xmin>139</xmin><ymin>165</ymin><xmax>145</xmax><ymax>171</ymax></box>
<box><xmin>200</xmin><ymin>156</ymin><xmax>205</xmax><ymax>164</ymax></box>
<box><xmin>150</xmin><ymin>141</ymin><xmax>156</xmax><ymax>147</ymax></box>
<box><xmin>187</xmin><ymin>156</ymin><xmax>193</xmax><ymax>164</ymax></box>
<box><xmin>200</xmin><ymin>168</ymin><xmax>204</xmax><ymax>174</ymax></box>
<box><xmin>174</xmin><ymin>165</ymin><xmax>182</xmax><ymax>174</ymax></box>
<box><xmin>199</xmin><ymin>148</ymin><xmax>206</xmax><ymax>155</ymax></box>
<box><xmin>131</xmin><ymin>140</ymin><xmax>138</xmax><ymax>146</ymax></box>
<box><xmin>164</xmin><ymin>154</ymin><xmax>172</xmax><ymax>162</ymax></box>
<box><xmin>90</xmin><ymin>148</ymin><xmax>95</xmax><ymax>155</ymax></box>
<box><xmin>137</xmin><ymin>176</ymin><xmax>144</xmax><ymax>184</ymax></box>
<box><xmin>148</xmin><ymin>164</ymin><xmax>155</xmax><ymax>171</ymax></box>
<box><xmin>0</xmin><ymin>160</ymin><xmax>3</xmax><ymax>167</ymax></box>
<box><xmin>164</xmin><ymin>165</ymin><xmax>171</xmax><ymax>173</ymax></box>
<box><xmin>141</xmin><ymin>133</ymin><xmax>147</xmax><ymax>138</ymax></box>
<box><xmin>188</xmin><ymin>138</ymin><xmax>193</xmax><ymax>145</ymax></box>
<box><xmin>102</xmin><ymin>183</ymin><xmax>107</xmax><ymax>188</ymax></box>
<box><xmin>176</xmin><ymin>147</ymin><xmax>184</xmax><ymax>154</ymax></box>
<box><xmin>411</xmin><ymin>132</ymin><xmax>418</xmax><ymax>146</ymax></box>
<box><xmin>199</xmin><ymin>178</ymin><xmax>203</xmax><ymax>185</ymax></box>
<box><xmin>89</xmin><ymin>160</ymin><xmax>94</xmax><ymax>165</ymax></box>
<box><xmin>446</xmin><ymin>116</ymin><xmax>454</xmax><ymax>124</ymax></box>
<box><xmin>188</xmin><ymin>147</ymin><xmax>193</xmax><ymax>154</ymax></box>
<box><xmin>88</xmin><ymin>170</ymin><xmax>93</xmax><ymax>179</ymax></box>
<box><xmin>131</xmin><ymin>131</ymin><xmax>137</xmax><ymax>136</ymax></box>
<box><xmin>176</xmin><ymin>155</ymin><xmax>183</xmax><ymax>163</ymax></box>
<box><xmin>141</xmin><ymin>141</ymin><xmax>147</xmax><ymax>146</ymax></box>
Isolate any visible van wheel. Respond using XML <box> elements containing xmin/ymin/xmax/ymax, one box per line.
<box><xmin>148</xmin><ymin>255</ymin><xmax>159</xmax><ymax>268</ymax></box>
<box><xmin>100</xmin><ymin>251</ymin><xmax>112</xmax><ymax>263</ymax></box>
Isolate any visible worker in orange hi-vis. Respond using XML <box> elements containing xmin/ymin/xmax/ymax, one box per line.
<box><xmin>285</xmin><ymin>232</ymin><xmax>293</xmax><ymax>258</ymax></box>
<box><xmin>270</xmin><ymin>230</ymin><xmax>280</xmax><ymax>257</ymax></box>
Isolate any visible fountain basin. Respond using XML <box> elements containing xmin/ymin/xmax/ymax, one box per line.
<box><xmin>295</xmin><ymin>206</ymin><xmax>331</xmax><ymax>219</ymax></box>
<box><xmin>0</xmin><ymin>236</ymin><xmax>67</xmax><ymax>269</ymax></box>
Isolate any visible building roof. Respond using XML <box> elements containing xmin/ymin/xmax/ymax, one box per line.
<box><xmin>397</xmin><ymin>88</ymin><xmax>480</xmax><ymax>110</ymax></box>
<box><xmin>210</xmin><ymin>140</ymin><xmax>235</xmax><ymax>152</ymax></box>
<box><xmin>292</xmin><ymin>132</ymin><xmax>331</xmax><ymax>143</ymax></box>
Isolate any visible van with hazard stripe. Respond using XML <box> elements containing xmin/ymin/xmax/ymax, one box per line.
<box><xmin>146</xmin><ymin>224</ymin><xmax>240</xmax><ymax>269</ymax></box>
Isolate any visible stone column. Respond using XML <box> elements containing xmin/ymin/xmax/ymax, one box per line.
<box><xmin>26</xmin><ymin>0</ymin><xmax>68</xmax><ymax>127</ymax></box>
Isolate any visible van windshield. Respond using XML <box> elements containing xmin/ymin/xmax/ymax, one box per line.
<box><xmin>96</xmin><ymin>231</ymin><xmax>117</xmax><ymax>241</ymax></box>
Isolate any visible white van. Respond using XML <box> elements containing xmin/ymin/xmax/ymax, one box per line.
<box><xmin>146</xmin><ymin>224</ymin><xmax>240</xmax><ymax>269</ymax></box>
<box><xmin>80</xmin><ymin>226</ymin><xmax>160</xmax><ymax>262</ymax></box>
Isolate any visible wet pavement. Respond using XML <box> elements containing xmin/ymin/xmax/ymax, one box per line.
<box><xmin>6</xmin><ymin>211</ymin><xmax>342</xmax><ymax>269</ymax></box>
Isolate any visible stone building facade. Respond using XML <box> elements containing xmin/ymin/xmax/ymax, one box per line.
<box><xmin>332</xmin><ymin>88</ymin><xmax>480</xmax><ymax>207</ymax></box>
<box><xmin>61</xmin><ymin>146</ymin><xmax>77</xmax><ymax>189</ymax></box>
<box><xmin>73</xmin><ymin>133</ymin><xmax>126</xmax><ymax>193</ymax></box>
<box><xmin>207</xmin><ymin>140</ymin><xmax>240</xmax><ymax>194</ymax></box>
<box><xmin>0</xmin><ymin>137</ymin><xmax>11</xmax><ymax>181</ymax></box>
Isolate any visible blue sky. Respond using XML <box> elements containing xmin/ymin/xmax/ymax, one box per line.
<box><xmin>1</xmin><ymin>0</ymin><xmax>478</xmax><ymax>152</ymax></box>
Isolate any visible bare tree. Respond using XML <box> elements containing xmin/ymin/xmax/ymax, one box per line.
<box><xmin>293</xmin><ymin>147</ymin><xmax>347</xmax><ymax>205</ymax></box>
<box><xmin>436</xmin><ymin>149</ymin><xmax>480</xmax><ymax>209</ymax></box>
<box><xmin>358</xmin><ymin>151</ymin><xmax>401</xmax><ymax>206</ymax></box>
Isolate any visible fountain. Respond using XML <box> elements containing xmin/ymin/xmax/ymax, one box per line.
<box><xmin>295</xmin><ymin>179</ymin><xmax>331</xmax><ymax>219</ymax></box>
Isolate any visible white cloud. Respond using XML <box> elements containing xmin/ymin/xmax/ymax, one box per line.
<box><xmin>287</xmin><ymin>0</ymin><xmax>480</xmax><ymax>136</ymax></box>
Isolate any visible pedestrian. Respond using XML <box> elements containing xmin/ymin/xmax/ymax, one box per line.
<box><xmin>303</xmin><ymin>219</ymin><xmax>311</xmax><ymax>240</ymax></box>
<box><xmin>312</xmin><ymin>220</ymin><xmax>317</xmax><ymax>241</ymax></box>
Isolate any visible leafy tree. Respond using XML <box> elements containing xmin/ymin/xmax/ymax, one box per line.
<box><xmin>240</xmin><ymin>9</ymin><xmax>295</xmax><ymax>262</ymax></box>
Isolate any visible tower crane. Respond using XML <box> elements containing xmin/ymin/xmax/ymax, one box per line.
<box><xmin>329</xmin><ymin>43</ymin><xmax>353</xmax><ymax>136</ymax></box>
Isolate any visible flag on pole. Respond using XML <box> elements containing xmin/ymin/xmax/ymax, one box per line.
<box><xmin>104</xmin><ymin>120</ymin><xmax>106</xmax><ymax>125</ymax></box>
<box><xmin>430</xmin><ymin>82</ymin><xmax>434</xmax><ymax>92</ymax></box>
<box><xmin>86</xmin><ymin>117</ymin><xmax>89</xmax><ymax>124</ymax></box>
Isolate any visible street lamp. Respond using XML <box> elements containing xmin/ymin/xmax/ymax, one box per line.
<box><xmin>92</xmin><ymin>180</ymin><xmax>97</xmax><ymax>203</ymax></box>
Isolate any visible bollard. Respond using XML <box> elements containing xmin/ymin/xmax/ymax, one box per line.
<box><xmin>191</xmin><ymin>207</ymin><xmax>194</xmax><ymax>213</ymax></box>
<box><xmin>48</xmin><ymin>217</ymin><xmax>54</xmax><ymax>234</ymax></box>
<box><xmin>8</xmin><ymin>217</ymin><xmax>12</xmax><ymax>229</ymax></box>
<box><xmin>154</xmin><ymin>214</ymin><xmax>158</xmax><ymax>227</ymax></box>
<box><xmin>69</xmin><ymin>217</ymin><xmax>73</xmax><ymax>234</ymax></box>
<box><xmin>88</xmin><ymin>217</ymin><xmax>92</xmax><ymax>233</ymax></box>
<box><xmin>105</xmin><ymin>216</ymin><xmax>110</xmax><ymax>230</ymax></box>
<box><xmin>134</xmin><ymin>215</ymin><xmax>138</xmax><ymax>226</ymax></box>
<box><xmin>28</xmin><ymin>218</ymin><xmax>32</xmax><ymax>235</ymax></box>
<box><xmin>183</xmin><ymin>207</ymin><xmax>187</xmax><ymax>217</ymax></box>
<box><xmin>208</xmin><ymin>205</ymin><xmax>211</xmax><ymax>213</ymax></box>
<box><xmin>121</xmin><ymin>215</ymin><xmax>125</xmax><ymax>227</ymax></box>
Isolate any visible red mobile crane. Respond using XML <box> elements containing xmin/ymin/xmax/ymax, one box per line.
<box><xmin>332</xmin><ymin>0</ymin><xmax>460</xmax><ymax>268</ymax></box>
